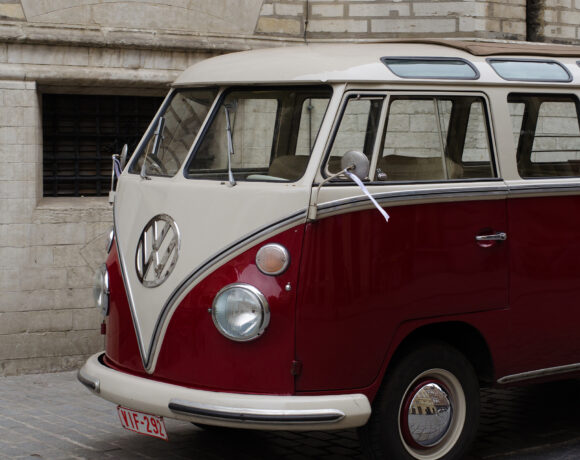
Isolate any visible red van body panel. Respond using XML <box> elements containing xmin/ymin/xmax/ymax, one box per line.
<box><xmin>105</xmin><ymin>242</ymin><xmax>144</xmax><ymax>373</ymax></box>
<box><xmin>106</xmin><ymin>226</ymin><xmax>305</xmax><ymax>395</ymax></box>
<box><xmin>507</xmin><ymin>194</ymin><xmax>580</xmax><ymax>374</ymax></box>
<box><xmin>105</xmin><ymin>194</ymin><xmax>580</xmax><ymax>397</ymax></box>
<box><xmin>106</xmin><ymin>190</ymin><xmax>580</xmax><ymax>398</ymax></box>
<box><xmin>106</xmin><ymin>197</ymin><xmax>519</xmax><ymax>396</ymax></box>
<box><xmin>295</xmin><ymin>199</ymin><xmax>509</xmax><ymax>392</ymax></box>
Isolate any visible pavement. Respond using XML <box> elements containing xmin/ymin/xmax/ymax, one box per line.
<box><xmin>1</xmin><ymin>370</ymin><xmax>580</xmax><ymax>459</ymax></box>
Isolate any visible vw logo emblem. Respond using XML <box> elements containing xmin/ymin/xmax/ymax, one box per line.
<box><xmin>135</xmin><ymin>214</ymin><xmax>180</xmax><ymax>288</ymax></box>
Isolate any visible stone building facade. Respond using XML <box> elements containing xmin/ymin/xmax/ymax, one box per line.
<box><xmin>0</xmin><ymin>0</ymin><xmax>579</xmax><ymax>376</ymax></box>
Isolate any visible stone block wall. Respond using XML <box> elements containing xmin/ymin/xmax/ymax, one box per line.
<box><xmin>257</xmin><ymin>0</ymin><xmax>527</xmax><ymax>41</ymax></box>
<box><xmin>0</xmin><ymin>86</ymin><xmax>108</xmax><ymax>375</ymax></box>
<box><xmin>543</xmin><ymin>0</ymin><xmax>580</xmax><ymax>42</ymax></box>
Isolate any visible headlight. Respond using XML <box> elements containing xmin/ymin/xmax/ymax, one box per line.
<box><xmin>93</xmin><ymin>264</ymin><xmax>109</xmax><ymax>316</ymax></box>
<box><xmin>211</xmin><ymin>284</ymin><xmax>270</xmax><ymax>342</ymax></box>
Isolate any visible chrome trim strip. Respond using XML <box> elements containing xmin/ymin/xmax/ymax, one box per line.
<box><xmin>507</xmin><ymin>182</ymin><xmax>580</xmax><ymax>196</ymax></box>
<box><xmin>144</xmin><ymin>209</ymin><xmax>308</xmax><ymax>371</ymax></box>
<box><xmin>316</xmin><ymin>184</ymin><xmax>508</xmax><ymax>219</ymax></box>
<box><xmin>106</xmin><ymin>226</ymin><xmax>114</xmax><ymax>253</ymax></box>
<box><xmin>497</xmin><ymin>363</ymin><xmax>580</xmax><ymax>384</ymax></box>
<box><xmin>168</xmin><ymin>399</ymin><xmax>345</xmax><ymax>425</ymax></box>
<box><xmin>77</xmin><ymin>368</ymin><xmax>100</xmax><ymax>393</ymax></box>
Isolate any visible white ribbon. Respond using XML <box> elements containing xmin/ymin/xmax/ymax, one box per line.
<box><xmin>345</xmin><ymin>171</ymin><xmax>390</xmax><ymax>223</ymax></box>
<box><xmin>113</xmin><ymin>156</ymin><xmax>122</xmax><ymax>178</ymax></box>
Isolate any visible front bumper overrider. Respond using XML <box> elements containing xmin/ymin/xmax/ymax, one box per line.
<box><xmin>78</xmin><ymin>352</ymin><xmax>371</xmax><ymax>431</ymax></box>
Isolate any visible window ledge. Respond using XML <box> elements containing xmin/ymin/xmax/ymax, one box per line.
<box><xmin>37</xmin><ymin>196</ymin><xmax>112</xmax><ymax>211</ymax></box>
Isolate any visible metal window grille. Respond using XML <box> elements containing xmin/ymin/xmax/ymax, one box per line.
<box><xmin>43</xmin><ymin>94</ymin><xmax>163</xmax><ymax>197</ymax></box>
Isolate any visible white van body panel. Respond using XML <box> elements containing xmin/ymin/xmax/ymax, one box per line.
<box><xmin>174</xmin><ymin>44</ymin><xmax>493</xmax><ymax>86</ymax></box>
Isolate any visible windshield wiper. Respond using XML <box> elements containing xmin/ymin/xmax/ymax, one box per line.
<box><xmin>224</xmin><ymin>104</ymin><xmax>236</xmax><ymax>187</ymax></box>
<box><xmin>140</xmin><ymin>116</ymin><xmax>165</xmax><ymax>180</ymax></box>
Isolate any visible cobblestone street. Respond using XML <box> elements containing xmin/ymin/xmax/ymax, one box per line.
<box><xmin>1</xmin><ymin>370</ymin><xmax>580</xmax><ymax>459</ymax></box>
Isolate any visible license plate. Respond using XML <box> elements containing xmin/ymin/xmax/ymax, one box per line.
<box><xmin>117</xmin><ymin>406</ymin><xmax>168</xmax><ymax>441</ymax></box>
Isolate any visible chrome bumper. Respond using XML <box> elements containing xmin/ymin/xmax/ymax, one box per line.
<box><xmin>78</xmin><ymin>352</ymin><xmax>371</xmax><ymax>431</ymax></box>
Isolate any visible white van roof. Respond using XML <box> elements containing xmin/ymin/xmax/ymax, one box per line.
<box><xmin>173</xmin><ymin>39</ymin><xmax>580</xmax><ymax>87</ymax></box>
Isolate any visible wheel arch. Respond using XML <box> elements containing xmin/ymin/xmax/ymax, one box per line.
<box><xmin>387</xmin><ymin>321</ymin><xmax>495</xmax><ymax>388</ymax></box>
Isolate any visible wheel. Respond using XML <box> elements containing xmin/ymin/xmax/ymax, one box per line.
<box><xmin>359</xmin><ymin>342</ymin><xmax>480</xmax><ymax>460</ymax></box>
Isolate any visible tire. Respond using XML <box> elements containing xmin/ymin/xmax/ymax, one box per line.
<box><xmin>359</xmin><ymin>342</ymin><xmax>480</xmax><ymax>460</ymax></box>
<box><xmin>191</xmin><ymin>422</ymin><xmax>234</xmax><ymax>432</ymax></box>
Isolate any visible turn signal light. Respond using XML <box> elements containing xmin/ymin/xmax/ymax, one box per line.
<box><xmin>255</xmin><ymin>243</ymin><xmax>289</xmax><ymax>276</ymax></box>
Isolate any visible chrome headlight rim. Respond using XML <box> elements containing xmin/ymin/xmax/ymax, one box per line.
<box><xmin>211</xmin><ymin>283</ymin><xmax>270</xmax><ymax>342</ymax></box>
<box><xmin>94</xmin><ymin>263</ymin><xmax>110</xmax><ymax>316</ymax></box>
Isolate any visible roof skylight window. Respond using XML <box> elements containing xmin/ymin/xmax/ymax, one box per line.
<box><xmin>381</xmin><ymin>57</ymin><xmax>479</xmax><ymax>80</ymax></box>
<box><xmin>488</xmin><ymin>59</ymin><xmax>571</xmax><ymax>82</ymax></box>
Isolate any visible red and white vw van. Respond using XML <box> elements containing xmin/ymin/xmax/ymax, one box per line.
<box><xmin>79</xmin><ymin>39</ymin><xmax>580</xmax><ymax>459</ymax></box>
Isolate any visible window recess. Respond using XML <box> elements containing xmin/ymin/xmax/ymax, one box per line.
<box><xmin>43</xmin><ymin>94</ymin><xmax>163</xmax><ymax>197</ymax></box>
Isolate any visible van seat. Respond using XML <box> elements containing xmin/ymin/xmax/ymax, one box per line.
<box><xmin>377</xmin><ymin>155</ymin><xmax>463</xmax><ymax>181</ymax></box>
<box><xmin>268</xmin><ymin>155</ymin><xmax>310</xmax><ymax>181</ymax></box>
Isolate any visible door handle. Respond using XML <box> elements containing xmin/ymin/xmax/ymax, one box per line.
<box><xmin>475</xmin><ymin>232</ymin><xmax>507</xmax><ymax>242</ymax></box>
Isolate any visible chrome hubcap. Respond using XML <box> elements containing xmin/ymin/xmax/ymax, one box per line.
<box><xmin>398</xmin><ymin>369</ymin><xmax>466</xmax><ymax>459</ymax></box>
<box><xmin>402</xmin><ymin>380</ymin><xmax>453</xmax><ymax>448</ymax></box>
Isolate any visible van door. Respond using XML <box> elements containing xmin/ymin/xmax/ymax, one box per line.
<box><xmin>295</xmin><ymin>92</ymin><xmax>509</xmax><ymax>391</ymax></box>
<box><xmin>504</xmin><ymin>93</ymin><xmax>580</xmax><ymax>378</ymax></box>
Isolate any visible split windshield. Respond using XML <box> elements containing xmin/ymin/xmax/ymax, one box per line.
<box><xmin>130</xmin><ymin>88</ymin><xmax>218</xmax><ymax>177</ymax></box>
<box><xmin>130</xmin><ymin>86</ymin><xmax>331</xmax><ymax>181</ymax></box>
<box><xmin>186</xmin><ymin>86</ymin><xmax>332</xmax><ymax>182</ymax></box>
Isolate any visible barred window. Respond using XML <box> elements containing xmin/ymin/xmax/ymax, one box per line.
<box><xmin>43</xmin><ymin>94</ymin><xmax>163</xmax><ymax>197</ymax></box>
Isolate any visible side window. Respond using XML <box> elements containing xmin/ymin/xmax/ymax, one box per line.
<box><xmin>509</xmin><ymin>101</ymin><xmax>525</xmax><ymax>148</ymax></box>
<box><xmin>376</xmin><ymin>96</ymin><xmax>495</xmax><ymax>181</ymax></box>
<box><xmin>327</xmin><ymin>95</ymin><xmax>384</xmax><ymax>174</ymax></box>
<box><xmin>295</xmin><ymin>98</ymin><xmax>328</xmax><ymax>156</ymax></box>
<box><xmin>462</xmin><ymin>101</ymin><xmax>494</xmax><ymax>178</ymax></box>
<box><xmin>508</xmin><ymin>94</ymin><xmax>580</xmax><ymax>178</ymax></box>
